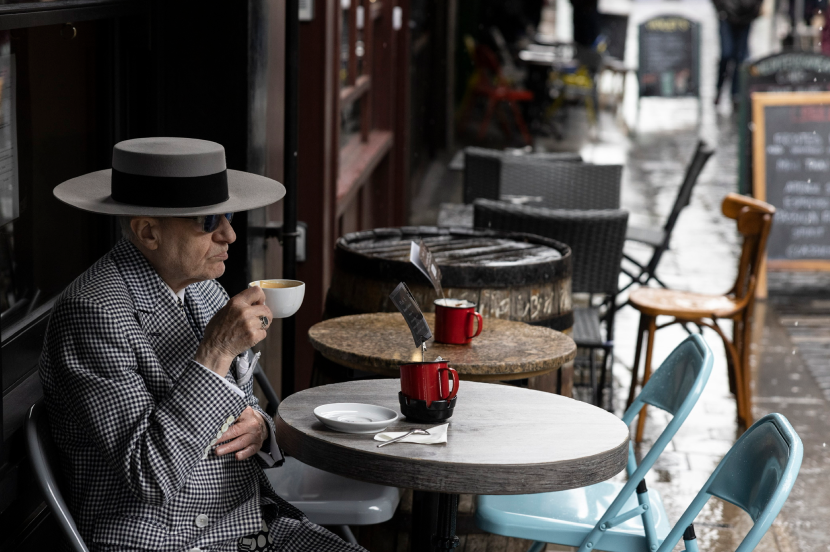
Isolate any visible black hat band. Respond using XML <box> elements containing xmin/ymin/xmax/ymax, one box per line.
<box><xmin>111</xmin><ymin>169</ymin><xmax>230</xmax><ymax>208</ymax></box>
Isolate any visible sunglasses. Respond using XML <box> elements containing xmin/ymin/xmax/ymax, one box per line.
<box><xmin>177</xmin><ymin>213</ymin><xmax>234</xmax><ymax>233</ymax></box>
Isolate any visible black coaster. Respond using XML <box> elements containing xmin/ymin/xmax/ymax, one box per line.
<box><xmin>398</xmin><ymin>392</ymin><xmax>457</xmax><ymax>423</ymax></box>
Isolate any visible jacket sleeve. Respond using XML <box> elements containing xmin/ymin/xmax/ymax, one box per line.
<box><xmin>47</xmin><ymin>296</ymin><xmax>248</xmax><ymax>507</ymax></box>
<box><xmin>234</xmin><ymin>363</ymin><xmax>281</xmax><ymax>467</ymax></box>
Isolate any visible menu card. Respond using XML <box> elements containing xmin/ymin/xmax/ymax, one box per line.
<box><xmin>409</xmin><ymin>240</ymin><xmax>444</xmax><ymax>298</ymax></box>
<box><xmin>389</xmin><ymin>281</ymin><xmax>432</xmax><ymax>348</ymax></box>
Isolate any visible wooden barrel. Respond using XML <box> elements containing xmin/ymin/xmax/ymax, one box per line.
<box><xmin>326</xmin><ymin>227</ymin><xmax>573</xmax><ymax>332</ymax></box>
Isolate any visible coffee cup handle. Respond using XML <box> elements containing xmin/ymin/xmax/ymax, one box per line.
<box><xmin>440</xmin><ymin>367</ymin><xmax>459</xmax><ymax>401</ymax></box>
<box><xmin>468</xmin><ymin>312</ymin><xmax>483</xmax><ymax>339</ymax></box>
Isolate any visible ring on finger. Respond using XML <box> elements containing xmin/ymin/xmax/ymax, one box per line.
<box><xmin>260</xmin><ymin>316</ymin><xmax>269</xmax><ymax>329</ymax></box>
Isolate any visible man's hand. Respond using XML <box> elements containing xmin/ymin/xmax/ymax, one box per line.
<box><xmin>195</xmin><ymin>287</ymin><xmax>272</xmax><ymax>377</ymax></box>
<box><xmin>215</xmin><ymin>407</ymin><xmax>269</xmax><ymax>461</ymax></box>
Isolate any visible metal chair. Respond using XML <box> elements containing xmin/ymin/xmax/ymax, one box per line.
<box><xmin>462</xmin><ymin>146</ymin><xmax>583</xmax><ymax>205</ymax></box>
<box><xmin>26</xmin><ymin>402</ymin><xmax>90</xmax><ymax>552</ymax></box>
<box><xmin>656</xmin><ymin>413</ymin><xmax>802</xmax><ymax>552</ymax></box>
<box><xmin>26</xmin><ymin>368</ymin><xmax>400</xmax><ymax>549</ymax></box>
<box><xmin>474</xmin><ymin>199</ymin><xmax>627</xmax><ymax>406</ymax></box>
<box><xmin>621</xmin><ymin>140</ymin><xmax>714</xmax><ymax>293</ymax></box>
<box><xmin>476</xmin><ymin>335</ymin><xmax>715</xmax><ymax>552</ymax></box>
<box><xmin>627</xmin><ymin>193</ymin><xmax>775</xmax><ymax>440</ymax></box>
<box><xmin>255</xmin><ymin>366</ymin><xmax>401</xmax><ymax>543</ymax></box>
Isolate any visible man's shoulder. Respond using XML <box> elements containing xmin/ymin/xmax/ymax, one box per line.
<box><xmin>56</xmin><ymin>248</ymin><xmax>133</xmax><ymax>315</ymax></box>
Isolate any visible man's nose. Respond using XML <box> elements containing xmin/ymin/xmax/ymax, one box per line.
<box><xmin>214</xmin><ymin>215</ymin><xmax>236</xmax><ymax>244</ymax></box>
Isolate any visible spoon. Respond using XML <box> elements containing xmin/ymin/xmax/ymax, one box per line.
<box><xmin>377</xmin><ymin>428</ymin><xmax>430</xmax><ymax>448</ymax></box>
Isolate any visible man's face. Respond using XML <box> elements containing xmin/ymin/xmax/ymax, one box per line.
<box><xmin>153</xmin><ymin>216</ymin><xmax>236</xmax><ymax>285</ymax></box>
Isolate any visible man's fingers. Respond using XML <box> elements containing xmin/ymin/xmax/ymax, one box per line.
<box><xmin>235</xmin><ymin>444</ymin><xmax>260</xmax><ymax>461</ymax></box>
<box><xmin>215</xmin><ymin>433</ymin><xmax>257</xmax><ymax>455</ymax></box>
<box><xmin>234</xmin><ymin>286</ymin><xmax>266</xmax><ymax>306</ymax></box>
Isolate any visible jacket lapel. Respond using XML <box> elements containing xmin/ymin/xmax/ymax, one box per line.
<box><xmin>112</xmin><ymin>240</ymin><xmax>201</xmax><ymax>385</ymax></box>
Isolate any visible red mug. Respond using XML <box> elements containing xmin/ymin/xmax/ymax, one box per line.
<box><xmin>434</xmin><ymin>298</ymin><xmax>483</xmax><ymax>345</ymax></box>
<box><xmin>399</xmin><ymin>361</ymin><xmax>459</xmax><ymax>407</ymax></box>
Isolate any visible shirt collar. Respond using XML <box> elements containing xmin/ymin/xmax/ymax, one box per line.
<box><xmin>164</xmin><ymin>281</ymin><xmax>187</xmax><ymax>302</ymax></box>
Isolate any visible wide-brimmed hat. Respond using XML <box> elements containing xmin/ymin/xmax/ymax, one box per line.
<box><xmin>53</xmin><ymin>137</ymin><xmax>285</xmax><ymax>216</ymax></box>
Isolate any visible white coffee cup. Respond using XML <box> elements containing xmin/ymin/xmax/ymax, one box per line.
<box><xmin>249</xmin><ymin>279</ymin><xmax>305</xmax><ymax>319</ymax></box>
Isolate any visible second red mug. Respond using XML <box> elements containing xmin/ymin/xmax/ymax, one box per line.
<box><xmin>434</xmin><ymin>298</ymin><xmax>483</xmax><ymax>345</ymax></box>
<box><xmin>399</xmin><ymin>360</ymin><xmax>459</xmax><ymax>407</ymax></box>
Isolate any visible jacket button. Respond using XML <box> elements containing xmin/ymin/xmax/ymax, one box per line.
<box><xmin>195</xmin><ymin>514</ymin><xmax>210</xmax><ymax>528</ymax></box>
<box><xmin>188</xmin><ymin>548</ymin><xmax>203</xmax><ymax>552</ymax></box>
<box><xmin>221</xmin><ymin>422</ymin><xmax>230</xmax><ymax>432</ymax></box>
<box><xmin>226</xmin><ymin>415</ymin><xmax>235</xmax><ymax>425</ymax></box>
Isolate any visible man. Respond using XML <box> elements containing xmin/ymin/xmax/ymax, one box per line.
<box><xmin>713</xmin><ymin>0</ymin><xmax>763</xmax><ymax>106</ymax></box>
<box><xmin>570</xmin><ymin>0</ymin><xmax>600</xmax><ymax>48</ymax></box>
<box><xmin>40</xmin><ymin>137</ymin><xmax>365</xmax><ymax>552</ymax></box>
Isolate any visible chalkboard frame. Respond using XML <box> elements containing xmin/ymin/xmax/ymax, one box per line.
<box><xmin>752</xmin><ymin>91</ymin><xmax>830</xmax><ymax>272</ymax></box>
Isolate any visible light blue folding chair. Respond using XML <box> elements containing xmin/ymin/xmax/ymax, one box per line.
<box><xmin>657</xmin><ymin>413</ymin><xmax>802</xmax><ymax>552</ymax></box>
<box><xmin>476</xmin><ymin>334</ymin><xmax>714</xmax><ymax>552</ymax></box>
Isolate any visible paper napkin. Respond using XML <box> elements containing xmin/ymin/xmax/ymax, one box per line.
<box><xmin>373</xmin><ymin>423</ymin><xmax>449</xmax><ymax>445</ymax></box>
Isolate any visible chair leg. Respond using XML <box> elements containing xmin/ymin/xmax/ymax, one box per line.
<box><xmin>598</xmin><ymin>345</ymin><xmax>612</xmax><ymax>411</ymax></box>
<box><xmin>740</xmin><ymin>310</ymin><xmax>755</xmax><ymax>426</ymax></box>
<box><xmin>716</xmin><ymin>325</ymin><xmax>747</xmax><ymax>427</ymax></box>
<box><xmin>478</xmin><ymin>97</ymin><xmax>497</xmax><ymax>140</ymax></box>
<box><xmin>509</xmin><ymin>100</ymin><xmax>533</xmax><ymax>146</ymax></box>
<box><xmin>495</xmin><ymin>102</ymin><xmax>514</xmax><ymax>140</ymax></box>
<box><xmin>635</xmin><ymin>316</ymin><xmax>657</xmax><ymax>443</ymax></box>
<box><xmin>527</xmin><ymin>542</ymin><xmax>546</xmax><ymax>552</ymax></box>
<box><xmin>337</xmin><ymin>525</ymin><xmax>358</xmax><ymax>545</ymax></box>
<box><xmin>626</xmin><ymin>314</ymin><xmax>648</xmax><ymax>409</ymax></box>
<box><xmin>589</xmin><ymin>347</ymin><xmax>598</xmax><ymax>406</ymax></box>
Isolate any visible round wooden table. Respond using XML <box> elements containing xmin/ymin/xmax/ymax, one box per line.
<box><xmin>276</xmin><ymin>379</ymin><xmax>629</xmax><ymax>551</ymax></box>
<box><xmin>308</xmin><ymin>312</ymin><xmax>576</xmax><ymax>382</ymax></box>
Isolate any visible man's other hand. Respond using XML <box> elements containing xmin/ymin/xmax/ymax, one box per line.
<box><xmin>195</xmin><ymin>286</ymin><xmax>272</xmax><ymax>376</ymax></box>
<box><xmin>215</xmin><ymin>407</ymin><xmax>269</xmax><ymax>461</ymax></box>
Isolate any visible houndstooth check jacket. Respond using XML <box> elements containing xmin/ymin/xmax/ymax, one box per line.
<box><xmin>40</xmin><ymin>239</ymin><xmax>364</xmax><ymax>552</ymax></box>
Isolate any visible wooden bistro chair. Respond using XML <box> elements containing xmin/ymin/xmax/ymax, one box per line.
<box><xmin>626</xmin><ymin>193</ymin><xmax>775</xmax><ymax>441</ymax></box>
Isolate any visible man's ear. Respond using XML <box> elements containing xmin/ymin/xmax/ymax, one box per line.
<box><xmin>130</xmin><ymin>217</ymin><xmax>162</xmax><ymax>251</ymax></box>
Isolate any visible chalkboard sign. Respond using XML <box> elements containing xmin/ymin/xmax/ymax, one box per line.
<box><xmin>638</xmin><ymin>15</ymin><xmax>700</xmax><ymax>97</ymax></box>
<box><xmin>738</xmin><ymin>52</ymin><xmax>830</xmax><ymax>194</ymax></box>
<box><xmin>752</xmin><ymin>92</ymin><xmax>830</xmax><ymax>270</ymax></box>
<box><xmin>599</xmin><ymin>13</ymin><xmax>628</xmax><ymax>61</ymax></box>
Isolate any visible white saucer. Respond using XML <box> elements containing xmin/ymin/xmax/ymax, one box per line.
<box><xmin>313</xmin><ymin>403</ymin><xmax>400</xmax><ymax>434</ymax></box>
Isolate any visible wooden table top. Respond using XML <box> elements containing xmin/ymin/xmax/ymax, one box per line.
<box><xmin>275</xmin><ymin>379</ymin><xmax>629</xmax><ymax>495</ymax></box>
<box><xmin>308</xmin><ymin>313</ymin><xmax>576</xmax><ymax>382</ymax></box>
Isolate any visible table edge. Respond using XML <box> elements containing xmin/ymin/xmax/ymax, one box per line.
<box><xmin>275</xmin><ymin>415</ymin><xmax>629</xmax><ymax>495</ymax></box>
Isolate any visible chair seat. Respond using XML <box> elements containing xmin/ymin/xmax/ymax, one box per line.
<box><xmin>629</xmin><ymin>287</ymin><xmax>741</xmax><ymax>319</ymax></box>
<box><xmin>265</xmin><ymin>457</ymin><xmax>401</xmax><ymax>526</ymax></box>
<box><xmin>626</xmin><ymin>226</ymin><xmax>665</xmax><ymax>249</ymax></box>
<box><xmin>573</xmin><ymin>307</ymin><xmax>604</xmax><ymax>348</ymax></box>
<box><xmin>476</xmin><ymin>481</ymin><xmax>671</xmax><ymax>552</ymax></box>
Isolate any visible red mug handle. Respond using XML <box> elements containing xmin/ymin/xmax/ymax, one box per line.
<box><xmin>439</xmin><ymin>367</ymin><xmax>460</xmax><ymax>401</ymax></box>
<box><xmin>468</xmin><ymin>312</ymin><xmax>483</xmax><ymax>339</ymax></box>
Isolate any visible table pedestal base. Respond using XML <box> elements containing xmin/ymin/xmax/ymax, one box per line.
<box><xmin>411</xmin><ymin>491</ymin><xmax>461</xmax><ymax>551</ymax></box>
<box><xmin>434</xmin><ymin>493</ymin><xmax>460</xmax><ymax>550</ymax></box>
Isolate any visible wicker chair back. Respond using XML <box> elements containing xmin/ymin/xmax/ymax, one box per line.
<box><xmin>500</xmin><ymin>159</ymin><xmax>622</xmax><ymax>210</ymax></box>
<box><xmin>473</xmin><ymin>199</ymin><xmax>628</xmax><ymax>295</ymax></box>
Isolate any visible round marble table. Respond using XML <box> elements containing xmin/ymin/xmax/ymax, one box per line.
<box><xmin>276</xmin><ymin>379</ymin><xmax>629</xmax><ymax>551</ymax></box>
<box><xmin>308</xmin><ymin>312</ymin><xmax>577</xmax><ymax>382</ymax></box>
